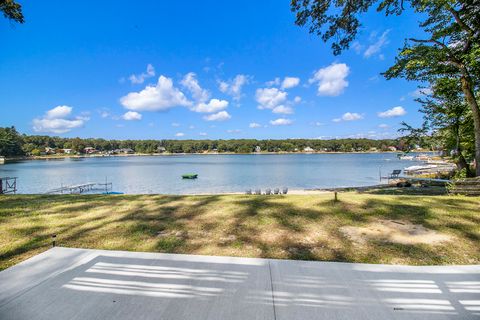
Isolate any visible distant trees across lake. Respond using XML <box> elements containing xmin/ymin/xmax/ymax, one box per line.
<box><xmin>0</xmin><ymin>126</ymin><xmax>430</xmax><ymax>157</ymax></box>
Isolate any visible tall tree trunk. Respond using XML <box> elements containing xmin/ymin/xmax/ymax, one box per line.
<box><xmin>460</xmin><ymin>76</ymin><xmax>480</xmax><ymax>176</ymax></box>
<box><xmin>453</xmin><ymin>121</ymin><xmax>469</xmax><ymax>174</ymax></box>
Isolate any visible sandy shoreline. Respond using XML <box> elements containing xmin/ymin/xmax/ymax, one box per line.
<box><xmin>183</xmin><ymin>189</ymin><xmax>331</xmax><ymax>195</ymax></box>
<box><xmin>161</xmin><ymin>186</ymin><xmax>390</xmax><ymax>196</ymax></box>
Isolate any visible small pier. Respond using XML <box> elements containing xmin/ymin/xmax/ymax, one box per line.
<box><xmin>45</xmin><ymin>183</ymin><xmax>96</xmax><ymax>194</ymax></box>
<box><xmin>0</xmin><ymin>177</ymin><xmax>18</xmax><ymax>194</ymax></box>
<box><xmin>96</xmin><ymin>182</ymin><xmax>113</xmax><ymax>193</ymax></box>
<box><xmin>44</xmin><ymin>181</ymin><xmax>113</xmax><ymax>194</ymax></box>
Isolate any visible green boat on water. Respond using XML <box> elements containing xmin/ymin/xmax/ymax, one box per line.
<box><xmin>182</xmin><ymin>174</ymin><xmax>198</xmax><ymax>179</ymax></box>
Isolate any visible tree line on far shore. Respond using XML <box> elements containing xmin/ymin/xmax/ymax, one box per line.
<box><xmin>0</xmin><ymin>126</ymin><xmax>426</xmax><ymax>157</ymax></box>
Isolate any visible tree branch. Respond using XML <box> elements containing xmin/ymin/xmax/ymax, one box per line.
<box><xmin>409</xmin><ymin>38</ymin><xmax>448</xmax><ymax>49</ymax></box>
<box><xmin>446</xmin><ymin>6</ymin><xmax>474</xmax><ymax>36</ymax></box>
<box><xmin>408</xmin><ymin>38</ymin><xmax>465</xmax><ymax>69</ymax></box>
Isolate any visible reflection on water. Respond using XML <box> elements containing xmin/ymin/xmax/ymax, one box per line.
<box><xmin>0</xmin><ymin>153</ymin><xmax>427</xmax><ymax>194</ymax></box>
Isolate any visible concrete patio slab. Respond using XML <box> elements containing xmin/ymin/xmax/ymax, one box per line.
<box><xmin>0</xmin><ymin>247</ymin><xmax>479</xmax><ymax>319</ymax></box>
<box><xmin>269</xmin><ymin>259</ymin><xmax>480</xmax><ymax>320</ymax></box>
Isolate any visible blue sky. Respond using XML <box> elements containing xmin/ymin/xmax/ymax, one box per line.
<box><xmin>0</xmin><ymin>0</ymin><xmax>428</xmax><ymax>140</ymax></box>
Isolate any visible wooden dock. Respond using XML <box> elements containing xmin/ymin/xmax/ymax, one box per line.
<box><xmin>44</xmin><ymin>183</ymin><xmax>96</xmax><ymax>194</ymax></box>
<box><xmin>44</xmin><ymin>181</ymin><xmax>113</xmax><ymax>194</ymax></box>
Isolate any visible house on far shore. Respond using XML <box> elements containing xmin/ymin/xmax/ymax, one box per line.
<box><xmin>84</xmin><ymin>147</ymin><xmax>98</xmax><ymax>154</ymax></box>
<box><xmin>304</xmin><ymin>146</ymin><xmax>314</xmax><ymax>153</ymax></box>
<box><xmin>387</xmin><ymin>146</ymin><xmax>397</xmax><ymax>152</ymax></box>
<box><xmin>113</xmin><ymin>148</ymin><xmax>134</xmax><ymax>154</ymax></box>
<box><xmin>45</xmin><ymin>147</ymin><xmax>56</xmax><ymax>154</ymax></box>
<box><xmin>158</xmin><ymin>147</ymin><xmax>166</xmax><ymax>153</ymax></box>
<box><xmin>63</xmin><ymin>149</ymin><xmax>73</xmax><ymax>154</ymax></box>
<box><xmin>255</xmin><ymin>146</ymin><xmax>261</xmax><ymax>153</ymax></box>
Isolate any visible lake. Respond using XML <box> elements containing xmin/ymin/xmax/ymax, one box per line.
<box><xmin>0</xmin><ymin>153</ymin><xmax>426</xmax><ymax>194</ymax></box>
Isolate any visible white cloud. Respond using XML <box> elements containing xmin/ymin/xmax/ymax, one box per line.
<box><xmin>122</xmin><ymin>111</ymin><xmax>142</xmax><ymax>121</ymax></box>
<box><xmin>99</xmin><ymin>109</ymin><xmax>110</xmax><ymax>118</ymax></box>
<box><xmin>33</xmin><ymin>118</ymin><xmax>85</xmax><ymax>134</ymax></box>
<box><xmin>218</xmin><ymin>74</ymin><xmax>249</xmax><ymax>101</ymax></box>
<box><xmin>256</xmin><ymin>85</ymin><xmax>299</xmax><ymax>114</ymax></box>
<box><xmin>309</xmin><ymin>63</ymin><xmax>350</xmax><ymax>96</ymax></box>
<box><xmin>351</xmin><ymin>41</ymin><xmax>364</xmax><ymax>53</ymax></box>
<box><xmin>272</xmin><ymin>105</ymin><xmax>294</xmax><ymax>114</ymax></box>
<box><xmin>281</xmin><ymin>77</ymin><xmax>300</xmax><ymax>89</ymax></box>
<box><xmin>256</xmin><ymin>87</ymin><xmax>287</xmax><ymax>110</ymax></box>
<box><xmin>45</xmin><ymin>105</ymin><xmax>72</xmax><ymax>119</ymax></box>
<box><xmin>379</xmin><ymin>123</ymin><xmax>390</xmax><ymax>129</ymax></box>
<box><xmin>378</xmin><ymin>106</ymin><xmax>406</xmax><ymax>118</ymax></box>
<box><xmin>199</xmin><ymin>132</ymin><xmax>208</xmax><ymax>136</ymax></box>
<box><xmin>312</xmin><ymin>121</ymin><xmax>324</xmax><ymax>126</ymax></box>
<box><xmin>266</xmin><ymin>77</ymin><xmax>280</xmax><ymax>87</ymax></box>
<box><xmin>129</xmin><ymin>64</ymin><xmax>155</xmax><ymax>84</ymax></box>
<box><xmin>333</xmin><ymin>112</ymin><xmax>363</xmax><ymax>122</ymax></box>
<box><xmin>364</xmin><ymin>30</ymin><xmax>390</xmax><ymax>58</ymax></box>
<box><xmin>343</xmin><ymin>112</ymin><xmax>363</xmax><ymax>121</ymax></box>
<box><xmin>219</xmin><ymin>81</ymin><xmax>229</xmax><ymax>92</ymax></box>
<box><xmin>171</xmin><ymin>122</ymin><xmax>180</xmax><ymax>127</ymax></box>
<box><xmin>191</xmin><ymin>98</ymin><xmax>229</xmax><ymax>113</ymax></box>
<box><xmin>270</xmin><ymin>118</ymin><xmax>292</xmax><ymax>126</ymax></box>
<box><xmin>181</xmin><ymin>72</ymin><xmax>210</xmax><ymax>102</ymax></box>
<box><xmin>33</xmin><ymin>105</ymin><xmax>87</xmax><ymax>134</ymax></box>
<box><xmin>203</xmin><ymin>111</ymin><xmax>231</xmax><ymax>121</ymax></box>
<box><xmin>227</xmin><ymin>129</ymin><xmax>241</xmax><ymax>133</ymax></box>
<box><xmin>410</xmin><ymin>87</ymin><xmax>433</xmax><ymax>98</ymax></box>
<box><xmin>175</xmin><ymin>132</ymin><xmax>185</xmax><ymax>137</ymax></box>
<box><xmin>120</xmin><ymin>76</ymin><xmax>192</xmax><ymax>111</ymax></box>
<box><xmin>249</xmin><ymin>122</ymin><xmax>261</xmax><ymax>128</ymax></box>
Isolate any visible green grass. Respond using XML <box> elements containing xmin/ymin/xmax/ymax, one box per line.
<box><xmin>0</xmin><ymin>193</ymin><xmax>479</xmax><ymax>270</ymax></box>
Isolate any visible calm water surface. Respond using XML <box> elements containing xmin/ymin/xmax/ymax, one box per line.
<box><xmin>1</xmin><ymin>153</ymin><xmax>426</xmax><ymax>194</ymax></box>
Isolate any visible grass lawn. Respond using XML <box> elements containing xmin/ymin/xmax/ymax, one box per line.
<box><xmin>0</xmin><ymin>192</ymin><xmax>479</xmax><ymax>271</ymax></box>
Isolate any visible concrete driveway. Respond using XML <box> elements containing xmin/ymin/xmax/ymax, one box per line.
<box><xmin>0</xmin><ymin>247</ymin><xmax>478</xmax><ymax>319</ymax></box>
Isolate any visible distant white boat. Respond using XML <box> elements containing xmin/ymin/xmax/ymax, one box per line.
<box><xmin>399</xmin><ymin>155</ymin><xmax>415</xmax><ymax>160</ymax></box>
<box><xmin>404</xmin><ymin>164</ymin><xmax>437</xmax><ymax>172</ymax></box>
<box><xmin>415</xmin><ymin>154</ymin><xmax>432</xmax><ymax>161</ymax></box>
<box><xmin>404</xmin><ymin>163</ymin><xmax>456</xmax><ymax>174</ymax></box>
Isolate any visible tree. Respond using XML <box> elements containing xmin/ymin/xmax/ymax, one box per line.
<box><xmin>291</xmin><ymin>0</ymin><xmax>480</xmax><ymax>175</ymax></box>
<box><xmin>1</xmin><ymin>0</ymin><xmax>24</xmax><ymax>23</ymax></box>
<box><xmin>0</xmin><ymin>126</ymin><xmax>24</xmax><ymax>157</ymax></box>
<box><xmin>416</xmin><ymin>78</ymin><xmax>474</xmax><ymax>174</ymax></box>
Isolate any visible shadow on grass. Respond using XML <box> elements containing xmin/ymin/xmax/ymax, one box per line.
<box><xmin>0</xmin><ymin>193</ymin><xmax>479</xmax><ymax>270</ymax></box>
